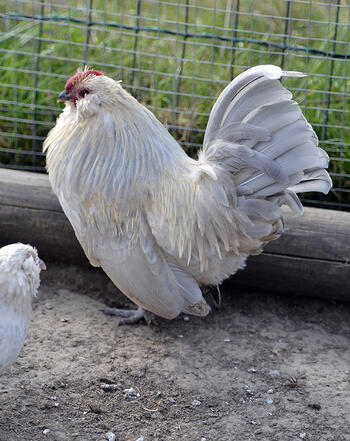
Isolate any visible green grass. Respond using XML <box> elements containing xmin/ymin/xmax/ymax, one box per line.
<box><xmin>0</xmin><ymin>0</ymin><xmax>349</xmax><ymax>208</ymax></box>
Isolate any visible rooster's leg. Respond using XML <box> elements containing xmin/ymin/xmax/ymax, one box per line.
<box><xmin>103</xmin><ymin>306</ymin><xmax>155</xmax><ymax>325</ymax></box>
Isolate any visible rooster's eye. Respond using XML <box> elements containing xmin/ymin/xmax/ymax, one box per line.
<box><xmin>79</xmin><ymin>89</ymin><xmax>90</xmax><ymax>98</ymax></box>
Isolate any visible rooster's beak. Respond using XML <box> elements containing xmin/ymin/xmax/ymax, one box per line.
<box><xmin>58</xmin><ymin>90</ymin><xmax>72</xmax><ymax>102</ymax></box>
<box><xmin>38</xmin><ymin>258</ymin><xmax>47</xmax><ymax>271</ymax></box>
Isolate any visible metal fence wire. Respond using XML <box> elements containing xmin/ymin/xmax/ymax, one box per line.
<box><xmin>0</xmin><ymin>0</ymin><xmax>349</xmax><ymax>210</ymax></box>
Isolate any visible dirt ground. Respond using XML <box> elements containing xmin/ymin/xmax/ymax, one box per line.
<box><xmin>1</xmin><ymin>264</ymin><xmax>350</xmax><ymax>441</ymax></box>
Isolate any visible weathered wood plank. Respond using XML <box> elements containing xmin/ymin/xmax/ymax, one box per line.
<box><xmin>0</xmin><ymin>205</ymin><xmax>88</xmax><ymax>265</ymax></box>
<box><xmin>265</xmin><ymin>207</ymin><xmax>350</xmax><ymax>262</ymax></box>
<box><xmin>0</xmin><ymin>168</ymin><xmax>60</xmax><ymax>211</ymax></box>
<box><xmin>0</xmin><ymin>168</ymin><xmax>349</xmax><ymax>300</ymax></box>
<box><xmin>228</xmin><ymin>252</ymin><xmax>350</xmax><ymax>301</ymax></box>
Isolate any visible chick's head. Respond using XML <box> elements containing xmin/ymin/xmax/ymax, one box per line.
<box><xmin>0</xmin><ymin>243</ymin><xmax>46</xmax><ymax>299</ymax></box>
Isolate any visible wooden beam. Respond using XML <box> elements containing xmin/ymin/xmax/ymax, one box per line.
<box><xmin>230</xmin><ymin>252</ymin><xmax>349</xmax><ymax>301</ymax></box>
<box><xmin>229</xmin><ymin>206</ymin><xmax>350</xmax><ymax>300</ymax></box>
<box><xmin>1</xmin><ymin>169</ymin><xmax>349</xmax><ymax>300</ymax></box>
<box><xmin>265</xmin><ymin>206</ymin><xmax>350</xmax><ymax>262</ymax></box>
<box><xmin>0</xmin><ymin>169</ymin><xmax>87</xmax><ymax>265</ymax></box>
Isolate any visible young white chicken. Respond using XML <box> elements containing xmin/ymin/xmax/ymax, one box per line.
<box><xmin>44</xmin><ymin>65</ymin><xmax>332</xmax><ymax>323</ymax></box>
<box><xmin>0</xmin><ymin>243</ymin><xmax>46</xmax><ymax>372</ymax></box>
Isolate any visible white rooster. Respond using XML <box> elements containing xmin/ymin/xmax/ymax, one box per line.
<box><xmin>44</xmin><ymin>65</ymin><xmax>332</xmax><ymax>323</ymax></box>
<box><xmin>0</xmin><ymin>243</ymin><xmax>46</xmax><ymax>371</ymax></box>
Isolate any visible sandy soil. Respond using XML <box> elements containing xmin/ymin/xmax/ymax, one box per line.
<box><xmin>1</xmin><ymin>264</ymin><xmax>350</xmax><ymax>441</ymax></box>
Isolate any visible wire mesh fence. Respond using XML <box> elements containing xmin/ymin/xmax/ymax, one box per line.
<box><xmin>0</xmin><ymin>0</ymin><xmax>349</xmax><ymax>210</ymax></box>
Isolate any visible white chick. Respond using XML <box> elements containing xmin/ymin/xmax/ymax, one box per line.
<box><xmin>0</xmin><ymin>243</ymin><xmax>46</xmax><ymax>372</ymax></box>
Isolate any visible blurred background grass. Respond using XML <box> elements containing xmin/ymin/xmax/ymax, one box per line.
<box><xmin>0</xmin><ymin>0</ymin><xmax>349</xmax><ymax>209</ymax></box>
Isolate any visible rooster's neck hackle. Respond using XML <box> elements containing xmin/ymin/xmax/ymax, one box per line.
<box><xmin>45</xmin><ymin>77</ymin><xmax>194</xmax><ymax>200</ymax></box>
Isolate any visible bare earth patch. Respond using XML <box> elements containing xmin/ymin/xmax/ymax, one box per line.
<box><xmin>1</xmin><ymin>264</ymin><xmax>350</xmax><ymax>441</ymax></box>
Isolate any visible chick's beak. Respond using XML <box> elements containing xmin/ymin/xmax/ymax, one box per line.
<box><xmin>58</xmin><ymin>90</ymin><xmax>72</xmax><ymax>102</ymax></box>
<box><xmin>38</xmin><ymin>258</ymin><xmax>47</xmax><ymax>271</ymax></box>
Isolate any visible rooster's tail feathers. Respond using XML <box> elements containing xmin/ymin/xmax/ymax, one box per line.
<box><xmin>201</xmin><ymin>65</ymin><xmax>332</xmax><ymax>242</ymax></box>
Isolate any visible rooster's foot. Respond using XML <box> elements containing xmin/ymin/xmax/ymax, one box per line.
<box><xmin>103</xmin><ymin>306</ymin><xmax>156</xmax><ymax>326</ymax></box>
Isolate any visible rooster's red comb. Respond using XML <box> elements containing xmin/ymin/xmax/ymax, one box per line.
<box><xmin>65</xmin><ymin>70</ymin><xmax>103</xmax><ymax>90</ymax></box>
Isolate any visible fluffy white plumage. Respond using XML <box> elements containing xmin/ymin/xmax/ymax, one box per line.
<box><xmin>0</xmin><ymin>243</ymin><xmax>45</xmax><ymax>372</ymax></box>
<box><xmin>44</xmin><ymin>65</ymin><xmax>332</xmax><ymax>320</ymax></box>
